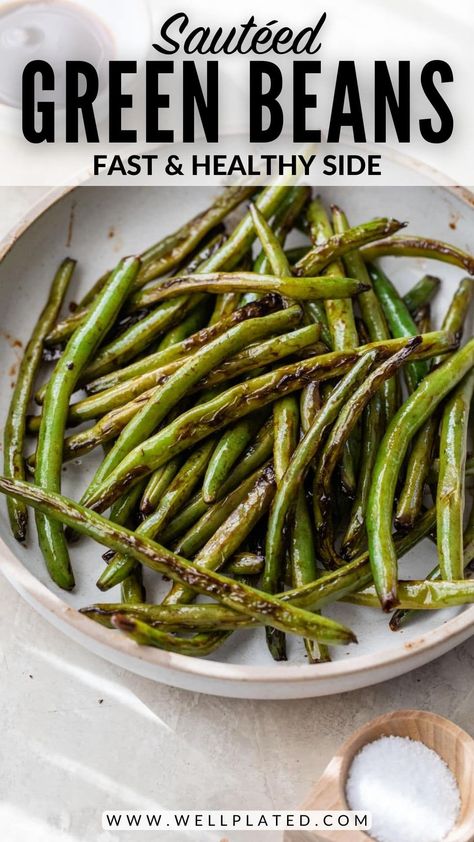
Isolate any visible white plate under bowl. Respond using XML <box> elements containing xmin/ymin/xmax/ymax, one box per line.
<box><xmin>0</xmin><ymin>183</ymin><xmax>473</xmax><ymax>698</ymax></box>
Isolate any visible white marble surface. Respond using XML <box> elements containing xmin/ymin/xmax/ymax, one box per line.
<box><xmin>1</xmin><ymin>188</ymin><xmax>474</xmax><ymax>842</ymax></box>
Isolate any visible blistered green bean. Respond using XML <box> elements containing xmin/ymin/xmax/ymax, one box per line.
<box><xmin>436</xmin><ymin>369</ymin><xmax>474</xmax><ymax>580</ymax></box>
<box><xmin>83</xmin><ymin>331</ymin><xmax>458</xmax><ymax>513</ymax></box>
<box><xmin>367</xmin><ymin>338</ymin><xmax>474</xmax><ymax>610</ymax></box>
<box><xmin>35</xmin><ymin>256</ymin><xmax>140</xmax><ymax>589</ymax></box>
<box><xmin>4</xmin><ymin>258</ymin><xmax>74</xmax><ymax>541</ymax></box>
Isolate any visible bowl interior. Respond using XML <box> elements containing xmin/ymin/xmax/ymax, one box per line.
<box><xmin>0</xmin><ymin>184</ymin><xmax>473</xmax><ymax>693</ymax></box>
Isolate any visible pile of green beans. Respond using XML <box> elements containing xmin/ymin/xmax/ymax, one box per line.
<box><xmin>2</xmin><ymin>186</ymin><xmax>474</xmax><ymax>662</ymax></box>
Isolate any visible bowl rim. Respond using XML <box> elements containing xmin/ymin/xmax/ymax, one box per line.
<box><xmin>0</xmin><ymin>179</ymin><xmax>473</xmax><ymax>688</ymax></box>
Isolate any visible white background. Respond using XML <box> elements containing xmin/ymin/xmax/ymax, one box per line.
<box><xmin>0</xmin><ymin>0</ymin><xmax>473</xmax><ymax>185</ymax></box>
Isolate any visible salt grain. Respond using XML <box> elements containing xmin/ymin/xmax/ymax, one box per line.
<box><xmin>346</xmin><ymin>735</ymin><xmax>460</xmax><ymax>842</ymax></box>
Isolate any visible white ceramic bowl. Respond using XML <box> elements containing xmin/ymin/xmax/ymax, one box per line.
<box><xmin>0</xmin><ymin>182</ymin><xmax>472</xmax><ymax>698</ymax></box>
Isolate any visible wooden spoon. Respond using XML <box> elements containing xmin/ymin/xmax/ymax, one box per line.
<box><xmin>284</xmin><ymin>709</ymin><xmax>474</xmax><ymax>842</ymax></box>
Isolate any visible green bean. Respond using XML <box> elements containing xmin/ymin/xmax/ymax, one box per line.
<box><xmin>434</xmin><ymin>278</ymin><xmax>474</xmax><ymax>349</ymax></box>
<box><xmin>37</xmin><ymin>355</ymin><xmax>195</xmax><ymax>430</ymax></box>
<box><xmin>121</xmin><ymin>566</ymin><xmax>146</xmax><ymax>605</ymax></box>
<box><xmin>25</xmin><ymin>414</ymin><xmax>40</xmax><ymax>435</ymax></box>
<box><xmin>307</xmin><ymin>200</ymin><xmax>360</xmax><ymax>494</ymax></box>
<box><xmin>140</xmin><ymin>457</ymin><xmax>183</xmax><ymax>515</ymax></box>
<box><xmin>291</xmin><ymin>203</ymin><xmax>333</xmax><ymax>346</ymax></box>
<box><xmin>178</xmin><ymin>229</ymin><xmax>230</xmax><ymax>273</ymax></box>
<box><xmin>253</xmin><ymin>186</ymin><xmax>311</xmax><ymax>276</ymax></box>
<box><xmin>31</xmin><ymin>385</ymin><xmax>191</xmax><ymax>469</ymax></box>
<box><xmin>58</xmin><ymin>388</ymin><xmax>158</xmax><ymax>461</ymax></box>
<box><xmin>390</xmin><ymin>504</ymin><xmax>474</xmax><ymax>630</ymax></box>
<box><xmin>271</xmin><ymin>394</ymin><xmax>300</xmax><ymax>660</ymax></box>
<box><xmin>295</xmin><ymin>217</ymin><xmax>405</xmax><ymax>277</ymax></box>
<box><xmin>113</xmin><ymin>614</ymin><xmax>229</xmax><ymax>656</ymax></box>
<box><xmin>369</xmin><ymin>263</ymin><xmax>429</xmax><ymax>391</ymax></box>
<box><xmin>302</xmin><ymin>199</ymin><xmax>358</xmax><ymax>344</ymax></box>
<box><xmin>85</xmin><ymin>294</ymin><xmax>281</xmax><ymax>394</ymax></box>
<box><xmin>361</xmin><ymin>236</ymin><xmax>474</xmax><ymax>274</ymax></box>
<box><xmin>81</xmin><ymin>307</ymin><xmax>303</xmax><ymax>505</ymax></box>
<box><xmin>64</xmin><ymin>313</ymin><xmax>309</xmax><ymax>426</ymax></box>
<box><xmin>102</xmin><ymin>438</ymin><xmax>217</xmax><ymax>585</ymax></box>
<box><xmin>0</xmin><ymin>477</ymin><xmax>356</xmax><ymax>645</ymax></box>
<box><xmin>300</xmin><ymin>381</ymin><xmax>322</xmax><ymax>434</ymax></box>
<box><xmin>82</xmin><ymin>331</ymin><xmax>458</xmax><ymax>513</ymax></box>
<box><xmin>33</xmin><ymin>329</ymin><xmax>452</xmax><ymax>470</ymax></box>
<box><xmin>137</xmin><ymin>189</ymin><xmax>254</xmax><ymax>279</ymax></box>
<box><xmin>396</xmin><ymin>278</ymin><xmax>474</xmax><ymax>529</ymax></box>
<box><xmin>114</xmin><ymin>502</ymin><xmax>448</xmax><ymax>628</ymax></box>
<box><xmin>265</xmin><ymin>352</ymin><xmax>377</xmax><ymax>591</ymax></box>
<box><xmin>3</xmin><ymin>258</ymin><xmax>75</xmax><ymax>541</ymax></box>
<box><xmin>341</xmin><ymin>395</ymin><xmax>384</xmax><ymax>559</ymax></box>
<box><xmin>250</xmin><ymin>202</ymin><xmax>292</xmax><ymax>277</ymax></box>
<box><xmin>156</xmin><ymin>301</ymin><xmax>212</xmax><ymax>350</ymax></box>
<box><xmin>101</xmin><ymin>184</ymin><xmax>286</xmax><ymax>333</ymax></box>
<box><xmin>211</xmin><ymin>417</ymin><xmax>274</xmax><ymax>490</ymax></box>
<box><xmin>173</xmin><ymin>466</ymin><xmax>272</xmax><ymax>562</ymax></box>
<box><xmin>301</xmin><ymin>302</ymin><xmax>332</xmax><ymax>348</ymax></box>
<box><xmin>246</xmin><ymin>204</ymin><xmax>307</xmax><ymax>654</ymax></box>
<box><xmin>347</xmin><ymin>579</ymin><xmax>474</xmax><ymax>611</ymax></box>
<box><xmin>436</xmin><ymin>369</ymin><xmax>474</xmax><ymax>580</ymax></box>
<box><xmin>110</xmin><ymin>479</ymin><xmax>147</xmax><ymax>526</ymax></box>
<box><xmin>67</xmin><ymin>359</ymin><xmax>189</xmax><ymax>425</ymax></box>
<box><xmin>81</xmin><ymin>602</ymin><xmax>258</xmax><ymax>630</ymax></box>
<box><xmin>273</xmin><ymin>398</ymin><xmax>299</xmax><ymax>484</ymax></box>
<box><xmin>403</xmin><ymin>275</ymin><xmax>441</xmax><ymax>315</ymax></box>
<box><xmin>291</xmin><ymin>486</ymin><xmax>330</xmax><ymax>663</ymax></box>
<box><xmin>333</xmin><ymin>206</ymin><xmax>396</xmax><ymax>424</ymax></box>
<box><xmin>198</xmin><ymin>185</ymin><xmax>294</xmax><ymax>273</ymax></box>
<box><xmin>65</xmin><ymin>358</ymin><xmax>196</xmax><ymax>428</ymax></box>
<box><xmin>164</xmin><ymin>465</ymin><xmax>276</xmax><ymax>605</ymax></box>
<box><xmin>0</xmin><ymin>477</ymin><xmax>357</xmax><ymax>644</ymax></box>
<box><xmin>117</xmin><ymin>421</ymin><xmax>272</xmax><ymax>550</ymax></box>
<box><xmin>203</xmin><ymin>413</ymin><xmax>266</xmax><ymax>503</ymax></box>
<box><xmin>225</xmin><ymin>553</ymin><xmax>264</xmax><ymax>576</ymax></box>
<box><xmin>250</xmin><ymin>199</ymin><xmax>314</xmax><ymax>652</ymax></box>
<box><xmin>367</xmin><ymin>338</ymin><xmax>474</xmax><ymax>610</ymax></box>
<box><xmin>284</xmin><ymin>506</ymin><xmax>437</xmax><ymax>611</ymax></box>
<box><xmin>201</xmin><ymin>509</ymin><xmax>445</xmax><ymax>622</ymax></box>
<box><xmin>395</xmin><ymin>418</ymin><xmax>438</xmax><ymax>531</ymax></box>
<box><xmin>290</xmin><ymin>491</ymin><xmax>319</xmax><ymax>593</ymax></box>
<box><xmin>85</xmin><ymin>507</ymin><xmax>437</xmax><ymax>633</ymax></box>
<box><xmin>133</xmin><ymin>271</ymin><xmax>368</xmax><ymax>304</ymax></box>
<box><xmin>78</xmin><ymin>294</ymin><xmax>205</xmax><ymax>384</ymax></box>
<box><xmin>80</xmin><ymin>183</ymin><xmax>289</xmax><ymax>345</ymax></box>
<box><xmin>160</xmin><ymin>421</ymin><xmax>275</xmax><ymax>543</ymax></box>
<box><xmin>35</xmin><ymin>256</ymin><xmax>140</xmax><ymax>589</ymax></box>
<box><xmin>102</xmin><ymin>460</ymin><xmax>271</xmax><ymax>587</ymax></box>
<box><xmin>197</xmin><ymin>324</ymin><xmax>322</xmax><ymax>391</ymax></box>
<box><xmin>149</xmin><ymin>439</ymin><xmax>215</xmax><ymax>524</ymax></box>
<box><xmin>314</xmin><ymin>339</ymin><xmax>421</xmax><ymax>565</ymax></box>
<box><xmin>52</xmin><ymin>242</ymin><xmax>218</xmax><ymax>353</ymax></box>
<box><xmin>428</xmin><ymin>456</ymin><xmax>474</xmax><ymax>483</ymax></box>
<box><xmin>85</xmin><ymin>506</ymin><xmax>438</xmax><ymax>631</ymax></box>
<box><xmin>47</xmin><ymin>188</ymin><xmax>255</xmax><ymax>344</ymax></box>
<box><xmin>208</xmin><ymin>292</ymin><xmax>243</xmax><ymax>325</ymax></box>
